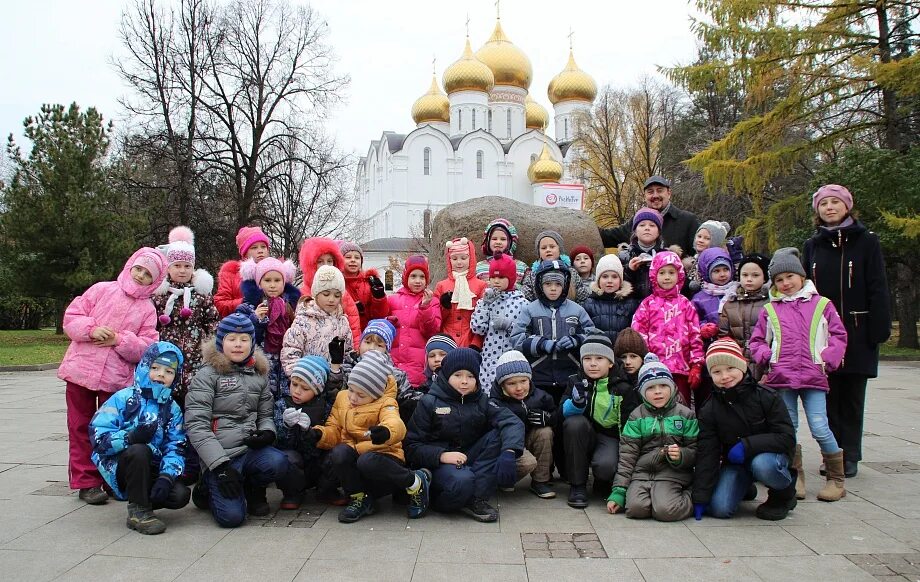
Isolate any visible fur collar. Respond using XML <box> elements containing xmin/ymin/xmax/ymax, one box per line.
<box><xmin>589</xmin><ymin>280</ymin><xmax>634</xmax><ymax>299</ymax></box>
<box><xmin>201</xmin><ymin>338</ymin><xmax>269</xmax><ymax>375</ymax></box>
<box><xmin>155</xmin><ymin>269</ymin><xmax>214</xmax><ymax>296</ymax></box>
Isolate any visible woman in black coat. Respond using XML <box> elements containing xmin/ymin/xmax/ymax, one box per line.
<box><xmin>803</xmin><ymin>184</ymin><xmax>892</xmax><ymax>477</ymax></box>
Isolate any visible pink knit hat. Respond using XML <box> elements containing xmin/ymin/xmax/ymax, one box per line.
<box><xmin>235</xmin><ymin>226</ymin><xmax>270</xmax><ymax>257</ymax></box>
<box><xmin>240</xmin><ymin>257</ymin><xmax>296</xmax><ymax>284</ymax></box>
<box><xmin>812</xmin><ymin>184</ymin><xmax>853</xmax><ymax>212</ymax></box>
<box><xmin>165</xmin><ymin>226</ymin><xmax>196</xmax><ymax>267</ymax></box>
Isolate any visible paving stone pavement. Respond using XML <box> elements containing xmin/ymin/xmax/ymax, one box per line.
<box><xmin>2</xmin><ymin>363</ymin><xmax>920</xmax><ymax>581</ymax></box>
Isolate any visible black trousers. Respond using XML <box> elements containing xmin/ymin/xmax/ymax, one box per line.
<box><xmin>116</xmin><ymin>444</ymin><xmax>191</xmax><ymax>509</ymax></box>
<box><xmin>826</xmin><ymin>374</ymin><xmax>869</xmax><ymax>463</ymax></box>
<box><xmin>329</xmin><ymin>444</ymin><xmax>414</xmax><ymax>498</ymax></box>
<box><xmin>276</xmin><ymin>449</ymin><xmax>339</xmax><ymax>497</ymax></box>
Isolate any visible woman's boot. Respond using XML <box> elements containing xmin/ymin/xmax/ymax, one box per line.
<box><xmin>817</xmin><ymin>450</ymin><xmax>846</xmax><ymax>502</ymax></box>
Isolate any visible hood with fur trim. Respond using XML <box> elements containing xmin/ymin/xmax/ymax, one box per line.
<box><xmin>589</xmin><ymin>279</ymin><xmax>634</xmax><ymax>299</ymax></box>
<box><xmin>299</xmin><ymin>237</ymin><xmax>345</xmax><ymax>295</ymax></box>
<box><xmin>201</xmin><ymin>337</ymin><xmax>269</xmax><ymax>376</ymax></box>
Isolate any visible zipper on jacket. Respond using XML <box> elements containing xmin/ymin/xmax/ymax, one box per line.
<box><xmin>848</xmin><ymin>261</ymin><xmax>853</xmax><ymax>289</ymax></box>
<box><xmin>550</xmin><ymin>307</ymin><xmax>558</xmax><ymax>361</ymax></box>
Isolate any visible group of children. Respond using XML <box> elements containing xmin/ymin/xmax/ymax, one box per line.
<box><xmin>60</xmin><ymin>184</ymin><xmax>871</xmax><ymax>535</ymax></box>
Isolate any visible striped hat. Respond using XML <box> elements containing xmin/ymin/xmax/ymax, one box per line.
<box><xmin>706</xmin><ymin>338</ymin><xmax>747</xmax><ymax>373</ymax></box>
<box><xmin>425</xmin><ymin>334</ymin><xmax>457</xmax><ymax>355</ymax></box>
<box><xmin>580</xmin><ymin>334</ymin><xmax>615</xmax><ymax>363</ymax></box>
<box><xmin>494</xmin><ymin>350</ymin><xmax>532</xmax><ymax>386</ymax></box>
<box><xmin>348</xmin><ymin>350</ymin><xmax>392</xmax><ymax>399</ymax></box>
<box><xmin>291</xmin><ymin>355</ymin><xmax>331</xmax><ymax>394</ymax></box>
<box><xmin>362</xmin><ymin>319</ymin><xmax>396</xmax><ymax>352</ymax></box>
<box><xmin>637</xmin><ymin>353</ymin><xmax>675</xmax><ymax>400</ymax></box>
<box><xmin>216</xmin><ymin>311</ymin><xmax>256</xmax><ymax>355</ymax></box>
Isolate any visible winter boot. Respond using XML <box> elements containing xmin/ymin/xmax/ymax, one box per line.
<box><xmin>245</xmin><ymin>484</ymin><xmax>271</xmax><ymax>516</ymax></box>
<box><xmin>817</xmin><ymin>450</ymin><xmax>846</xmax><ymax>502</ymax></box>
<box><xmin>126</xmin><ymin>502</ymin><xmax>167</xmax><ymax>535</ymax></box>
<box><xmin>338</xmin><ymin>492</ymin><xmax>375</xmax><ymax>523</ymax></box>
<box><xmin>78</xmin><ymin>486</ymin><xmax>108</xmax><ymax>505</ymax></box>
<box><xmin>567</xmin><ymin>485</ymin><xmax>588</xmax><ymax>509</ymax></box>
<box><xmin>793</xmin><ymin>444</ymin><xmax>806</xmax><ymax>500</ymax></box>
<box><xmin>191</xmin><ymin>480</ymin><xmax>210</xmax><ymax>510</ymax></box>
<box><xmin>755</xmin><ymin>469</ymin><xmax>798</xmax><ymax>521</ymax></box>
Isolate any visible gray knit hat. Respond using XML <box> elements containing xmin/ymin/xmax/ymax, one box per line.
<box><xmin>637</xmin><ymin>353</ymin><xmax>676</xmax><ymax>400</ymax></box>
<box><xmin>535</xmin><ymin>230</ymin><xmax>565</xmax><ymax>256</ymax></box>
<box><xmin>348</xmin><ymin>350</ymin><xmax>391</xmax><ymax>399</ymax></box>
<box><xmin>768</xmin><ymin>247</ymin><xmax>806</xmax><ymax>281</ymax></box>
<box><xmin>494</xmin><ymin>350</ymin><xmax>532</xmax><ymax>386</ymax></box>
<box><xmin>696</xmin><ymin>220</ymin><xmax>730</xmax><ymax>248</ymax></box>
<box><xmin>580</xmin><ymin>334</ymin><xmax>615</xmax><ymax>364</ymax></box>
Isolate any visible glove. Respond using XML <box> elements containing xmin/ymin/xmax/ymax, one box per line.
<box><xmin>213</xmin><ymin>462</ymin><xmax>242</xmax><ymax>498</ymax></box>
<box><xmin>555</xmin><ymin>335</ymin><xmax>577</xmax><ymax>351</ymax></box>
<box><xmin>496</xmin><ymin>450</ymin><xmax>517</xmax><ymax>488</ymax></box>
<box><xmin>571</xmin><ymin>384</ymin><xmax>588</xmax><ymax>408</ymax></box>
<box><xmin>727</xmin><ymin>441</ymin><xmax>746</xmax><ymax>465</ymax></box>
<box><xmin>242</xmin><ymin>429</ymin><xmax>275</xmax><ymax>449</ymax></box>
<box><xmin>688</xmin><ymin>364</ymin><xmax>703</xmax><ymax>390</ymax></box>
<box><xmin>282</xmin><ymin>407</ymin><xmax>311</xmax><ymax>429</ymax></box>
<box><xmin>354</xmin><ymin>300</ymin><xmax>365</xmax><ymax>314</ymax></box>
<box><xmin>440</xmin><ymin>292</ymin><xmax>453</xmax><ymax>309</ymax></box>
<box><xmin>303</xmin><ymin>428</ymin><xmax>323</xmax><ymax>446</ymax></box>
<box><xmin>328</xmin><ymin>337</ymin><xmax>346</xmax><ymax>365</ymax></box>
<box><xmin>694</xmin><ymin>503</ymin><xmax>707</xmax><ymax>521</ymax></box>
<box><xmin>125</xmin><ymin>421</ymin><xmax>157</xmax><ymax>446</ymax></box>
<box><xmin>492</xmin><ymin>315</ymin><xmax>512</xmax><ymax>331</ymax></box>
<box><xmin>526</xmin><ymin>409</ymin><xmax>551</xmax><ymax>427</ymax></box>
<box><xmin>700</xmin><ymin>322</ymin><xmax>719</xmax><ymax>339</ymax></box>
<box><xmin>368</xmin><ymin>425</ymin><xmax>390</xmax><ymax>445</ymax></box>
<box><xmin>540</xmin><ymin>338</ymin><xmax>556</xmax><ymax>354</ymax></box>
<box><xmin>482</xmin><ymin>287</ymin><xmax>500</xmax><ymax>303</ymax></box>
<box><xmin>368</xmin><ymin>275</ymin><xmax>386</xmax><ymax>299</ymax></box>
<box><xmin>149</xmin><ymin>474</ymin><xmax>173</xmax><ymax>504</ymax></box>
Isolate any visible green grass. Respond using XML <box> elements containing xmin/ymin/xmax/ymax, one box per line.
<box><xmin>0</xmin><ymin>329</ymin><xmax>70</xmax><ymax>367</ymax></box>
<box><xmin>880</xmin><ymin>322</ymin><xmax>920</xmax><ymax>359</ymax></box>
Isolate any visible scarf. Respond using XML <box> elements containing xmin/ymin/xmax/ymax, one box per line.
<box><xmin>451</xmin><ymin>270</ymin><xmax>475</xmax><ymax>310</ymax></box>
<box><xmin>702</xmin><ymin>280</ymin><xmax>740</xmax><ymax>313</ymax></box>
<box><xmin>264</xmin><ymin>296</ymin><xmax>288</xmax><ymax>354</ymax></box>
<box><xmin>162</xmin><ymin>284</ymin><xmax>193</xmax><ymax>320</ymax></box>
<box><xmin>820</xmin><ymin>216</ymin><xmax>855</xmax><ymax>233</ymax></box>
<box><xmin>772</xmin><ymin>280</ymin><xmax>819</xmax><ymax>303</ymax></box>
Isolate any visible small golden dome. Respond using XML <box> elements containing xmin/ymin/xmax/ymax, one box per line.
<box><xmin>547</xmin><ymin>50</ymin><xmax>598</xmax><ymax>105</ymax></box>
<box><xmin>528</xmin><ymin>143</ymin><xmax>563</xmax><ymax>184</ymax></box>
<box><xmin>476</xmin><ymin>19</ymin><xmax>533</xmax><ymax>90</ymax></box>
<box><xmin>411</xmin><ymin>75</ymin><xmax>450</xmax><ymax>124</ymax></box>
<box><xmin>525</xmin><ymin>95</ymin><xmax>548</xmax><ymax>131</ymax></box>
<box><xmin>443</xmin><ymin>37</ymin><xmax>495</xmax><ymax>94</ymax></box>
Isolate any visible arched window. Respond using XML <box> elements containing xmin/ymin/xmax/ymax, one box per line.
<box><xmin>472</xmin><ymin>109</ymin><xmax>477</xmax><ymax>130</ymax></box>
<box><xmin>506</xmin><ymin>109</ymin><xmax>512</xmax><ymax>137</ymax></box>
<box><xmin>476</xmin><ymin>150</ymin><xmax>484</xmax><ymax>179</ymax></box>
<box><xmin>488</xmin><ymin>110</ymin><xmax>493</xmax><ymax>133</ymax></box>
<box><xmin>423</xmin><ymin>147</ymin><xmax>431</xmax><ymax>175</ymax></box>
<box><xmin>384</xmin><ymin>270</ymin><xmax>394</xmax><ymax>291</ymax></box>
<box><xmin>564</xmin><ymin>118</ymin><xmax>569</xmax><ymax>140</ymax></box>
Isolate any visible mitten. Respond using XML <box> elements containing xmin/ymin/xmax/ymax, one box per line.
<box><xmin>526</xmin><ymin>409</ymin><xmax>551</xmax><ymax>427</ymax></box>
<box><xmin>125</xmin><ymin>421</ymin><xmax>157</xmax><ymax>446</ymax></box>
<box><xmin>727</xmin><ymin>441</ymin><xmax>746</xmax><ymax>465</ymax></box>
<box><xmin>303</xmin><ymin>428</ymin><xmax>323</xmax><ymax>446</ymax></box>
<box><xmin>540</xmin><ymin>338</ymin><xmax>556</xmax><ymax>354</ymax></box>
<box><xmin>555</xmin><ymin>335</ymin><xmax>577</xmax><ymax>351</ymax></box>
<box><xmin>688</xmin><ymin>364</ymin><xmax>703</xmax><ymax>390</ymax></box>
<box><xmin>213</xmin><ymin>462</ymin><xmax>242</xmax><ymax>498</ymax></box>
<box><xmin>608</xmin><ymin>486</ymin><xmax>626</xmax><ymax>508</ymax></box>
<box><xmin>571</xmin><ymin>384</ymin><xmax>588</xmax><ymax>408</ymax></box>
<box><xmin>694</xmin><ymin>503</ymin><xmax>707</xmax><ymax>521</ymax></box>
<box><xmin>282</xmin><ymin>407</ymin><xmax>311</xmax><ymax>429</ymax></box>
<box><xmin>440</xmin><ymin>292</ymin><xmax>453</xmax><ymax>309</ymax></box>
<box><xmin>482</xmin><ymin>287</ymin><xmax>500</xmax><ymax>303</ymax></box>
<box><xmin>492</xmin><ymin>315</ymin><xmax>512</xmax><ymax>331</ymax></box>
<box><xmin>242</xmin><ymin>429</ymin><xmax>275</xmax><ymax>449</ymax></box>
<box><xmin>368</xmin><ymin>425</ymin><xmax>390</xmax><ymax>445</ymax></box>
<box><xmin>496</xmin><ymin>450</ymin><xmax>517</xmax><ymax>488</ymax></box>
<box><xmin>354</xmin><ymin>300</ymin><xmax>365</xmax><ymax>314</ymax></box>
<box><xmin>328</xmin><ymin>337</ymin><xmax>346</xmax><ymax>365</ymax></box>
<box><xmin>368</xmin><ymin>275</ymin><xmax>386</xmax><ymax>299</ymax></box>
<box><xmin>149</xmin><ymin>474</ymin><xmax>173</xmax><ymax>504</ymax></box>
<box><xmin>700</xmin><ymin>322</ymin><xmax>719</xmax><ymax>339</ymax></box>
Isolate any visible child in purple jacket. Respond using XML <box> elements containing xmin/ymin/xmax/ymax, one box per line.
<box><xmin>749</xmin><ymin>248</ymin><xmax>847</xmax><ymax>502</ymax></box>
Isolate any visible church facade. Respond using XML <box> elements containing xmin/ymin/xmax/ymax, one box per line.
<box><xmin>355</xmin><ymin>16</ymin><xmax>598</xmax><ymax>241</ymax></box>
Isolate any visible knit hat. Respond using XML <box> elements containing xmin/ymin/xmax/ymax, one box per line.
<box><xmin>446</xmin><ymin>237</ymin><xmax>471</xmax><ymax>257</ymax></box>
<box><xmin>482</xmin><ymin>218</ymin><xmax>518</xmax><ymax>256</ymax></box>
<box><xmin>494</xmin><ymin>350</ymin><xmax>532</xmax><ymax>385</ymax></box>
<box><xmin>614</xmin><ymin>328</ymin><xmax>648</xmax><ymax>359</ymax></box>
<box><xmin>540</xmin><ymin>270</ymin><xmax>566</xmax><ymax>286</ymax></box>
<box><xmin>706</xmin><ymin>338</ymin><xmax>747</xmax><ymax>374</ymax></box>
<box><xmin>236</xmin><ymin>226</ymin><xmax>270</xmax><ymax>257</ymax></box>
<box><xmin>696</xmin><ymin>220</ymin><xmax>730</xmax><ymax>248</ymax></box>
<box><xmin>291</xmin><ymin>355</ymin><xmax>331</xmax><ymax>394</ymax></box>
<box><xmin>439</xmin><ymin>347</ymin><xmax>481</xmax><ymax>382</ymax></box>
<box><xmin>132</xmin><ymin>251</ymin><xmax>164</xmax><ymax>283</ymax></box>
<box><xmin>402</xmin><ymin>255</ymin><xmax>429</xmax><ymax>287</ymax></box>
<box><xmin>738</xmin><ymin>253</ymin><xmax>770</xmax><ymax>280</ymax></box>
<box><xmin>338</xmin><ymin>241</ymin><xmax>363</xmax><ymax>260</ymax></box>
<box><xmin>636</xmin><ymin>353</ymin><xmax>676</xmax><ymax>399</ymax></box>
<box><xmin>153</xmin><ymin>351</ymin><xmax>181</xmax><ymax>371</ymax></box>
<box><xmin>535</xmin><ymin>230</ymin><xmax>565</xmax><ymax>256</ymax></box>
<box><xmin>312</xmin><ymin>265</ymin><xmax>346</xmax><ymax>296</ymax></box>
<box><xmin>580</xmin><ymin>334</ymin><xmax>615</xmax><ymax>363</ymax></box>
<box><xmin>488</xmin><ymin>252</ymin><xmax>518</xmax><ymax>282</ymax></box>
<box><xmin>595</xmin><ymin>253</ymin><xmax>624</xmax><ymax>280</ymax></box>
<box><xmin>632</xmin><ymin>207</ymin><xmax>663</xmax><ymax>231</ymax></box>
<box><xmin>165</xmin><ymin>226</ymin><xmax>196</xmax><ymax>267</ymax></box>
<box><xmin>426</xmin><ymin>334</ymin><xmax>458</xmax><ymax>355</ymax></box>
<box><xmin>570</xmin><ymin>245</ymin><xmax>595</xmax><ymax>266</ymax></box>
<box><xmin>362</xmin><ymin>319</ymin><xmax>397</xmax><ymax>352</ymax></box>
<box><xmin>768</xmin><ymin>247</ymin><xmax>806</xmax><ymax>280</ymax></box>
<box><xmin>216</xmin><ymin>311</ymin><xmax>256</xmax><ymax>355</ymax></box>
<box><xmin>241</xmin><ymin>257</ymin><xmax>296</xmax><ymax>286</ymax></box>
<box><xmin>812</xmin><ymin>184</ymin><xmax>853</xmax><ymax>212</ymax></box>
<box><xmin>348</xmin><ymin>350</ymin><xmax>392</xmax><ymax>399</ymax></box>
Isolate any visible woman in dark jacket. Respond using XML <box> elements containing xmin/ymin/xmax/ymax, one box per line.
<box><xmin>803</xmin><ymin>184</ymin><xmax>892</xmax><ymax>477</ymax></box>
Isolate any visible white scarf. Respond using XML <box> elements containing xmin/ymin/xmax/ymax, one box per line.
<box><xmin>163</xmin><ymin>286</ymin><xmax>192</xmax><ymax>318</ymax></box>
<box><xmin>452</xmin><ymin>270</ymin><xmax>475</xmax><ymax>310</ymax></box>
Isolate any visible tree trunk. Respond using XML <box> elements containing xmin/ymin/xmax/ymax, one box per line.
<box><xmin>896</xmin><ymin>262</ymin><xmax>919</xmax><ymax>349</ymax></box>
<box><xmin>55</xmin><ymin>299</ymin><xmax>66</xmax><ymax>335</ymax></box>
<box><xmin>876</xmin><ymin>2</ymin><xmax>908</xmax><ymax>153</ymax></box>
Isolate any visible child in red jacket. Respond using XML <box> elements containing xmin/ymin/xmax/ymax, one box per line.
<box><xmin>434</xmin><ymin>237</ymin><xmax>486</xmax><ymax>349</ymax></box>
<box><xmin>214</xmin><ymin>226</ymin><xmax>270</xmax><ymax>317</ymax></box>
<box><xmin>339</xmin><ymin>241</ymin><xmax>390</xmax><ymax>329</ymax></box>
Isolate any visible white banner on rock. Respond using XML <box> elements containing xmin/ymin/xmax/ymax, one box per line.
<box><xmin>533</xmin><ymin>183</ymin><xmax>586</xmax><ymax>210</ymax></box>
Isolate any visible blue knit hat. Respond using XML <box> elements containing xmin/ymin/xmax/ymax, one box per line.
<box><xmin>216</xmin><ymin>311</ymin><xmax>256</xmax><ymax>355</ymax></box>
<box><xmin>494</xmin><ymin>350</ymin><xmax>531</xmax><ymax>386</ymax></box>
<box><xmin>362</xmin><ymin>319</ymin><xmax>396</xmax><ymax>352</ymax></box>
<box><xmin>291</xmin><ymin>355</ymin><xmax>331</xmax><ymax>394</ymax></box>
<box><xmin>637</xmin><ymin>353</ymin><xmax>676</xmax><ymax>401</ymax></box>
<box><xmin>425</xmin><ymin>334</ymin><xmax>458</xmax><ymax>355</ymax></box>
<box><xmin>439</xmin><ymin>348</ymin><xmax>481</xmax><ymax>382</ymax></box>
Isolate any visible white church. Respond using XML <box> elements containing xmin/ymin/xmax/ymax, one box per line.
<box><xmin>355</xmin><ymin>14</ymin><xmax>598</xmax><ymax>247</ymax></box>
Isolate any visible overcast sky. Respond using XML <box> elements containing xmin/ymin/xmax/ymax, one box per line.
<box><xmin>0</xmin><ymin>0</ymin><xmax>701</xmax><ymax>157</ymax></box>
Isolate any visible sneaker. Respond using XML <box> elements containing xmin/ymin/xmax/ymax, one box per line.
<box><xmin>245</xmin><ymin>485</ymin><xmax>271</xmax><ymax>516</ymax></box>
<box><xmin>191</xmin><ymin>481</ymin><xmax>210</xmax><ymax>510</ymax></box>
<box><xmin>316</xmin><ymin>488</ymin><xmax>349</xmax><ymax>506</ymax></box>
<box><xmin>567</xmin><ymin>485</ymin><xmax>588</xmax><ymax>509</ymax></box>
<box><xmin>78</xmin><ymin>486</ymin><xmax>108</xmax><ymax>505</ymax></box>
<box><xmin>338</xmin><ymin>492</ymin><xmax>375</xmax><ymax>523</ymax></box>
<box><xmin>529</xmin><ymin>481</ymin><xmax>556</xmax><ymax>499</ymax></box>
<box><xmin>126</xmin><ymin>502</ymin><xmax>166</xmax><ymax>535</ymax></box>
<box><xmin>279</xmin><ymin>493</ymin><xmax>303</xmax><ymax>510</ymax></box>
<box><xmin>407</xmin><ymin>469</ymin><xmax>431</xmax><ymax>519</ymax></box>
<box><xmin>461</xmin><ymin>498</ymin><xmax>499</xmax><ymax>522</ymax></box>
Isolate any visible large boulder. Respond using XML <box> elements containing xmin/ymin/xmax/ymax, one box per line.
<box><xmin>429</xmin><ymin>196</ymin><xmax>603</xmax><ymax>283</ymax></box>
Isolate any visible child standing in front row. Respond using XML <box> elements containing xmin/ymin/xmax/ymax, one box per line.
<box><xmin>59</xmin><ymin>247</ymin><xmax>166</xmax><ymax>505</ymax></box>
<box><xmin>750</xmin><ymin>248</ymin><xmax>848</xmax><ymax>501</ymax></box>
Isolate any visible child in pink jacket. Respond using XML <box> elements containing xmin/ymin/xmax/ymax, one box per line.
<box><xmin>59</xmin><ymin>247</ymin><xmax>167</xmax><ymax>504</ymax></box>
<box><xmin>388</xmin><ymin>256</ymin><xmax>441</xmax><ymax>387</ymax></box>
<box><xmin>631</xmin><ymin>251</ymin><xmax>704</xmax><ymax>408</ymax></box>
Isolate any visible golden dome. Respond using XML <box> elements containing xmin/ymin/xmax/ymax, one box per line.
<box><xmin>443</xmin><ymin>37</ymin><xmax>495</xmax><ymax>94</ymax></box>
<box><xmin>411</xmin><ymin>74</ymin><xmax>450</xmax><ymax>124</ymax></box>
<box><xmin>476</xmin><ymin>19</ymin><xmax>532</xmax><ymax>90</ymax></box>
<box><xmin>525</xmin><ymin>95</ymin><xmax>549</xmax><ymax>131</ymax></box>
<box><xmin>547</xmin><ymin>50</ymin><xmax>598</xmax><ymax>105</ymax></box>
<box><xmin>528</xmin><ymin>143</ymin><xmax>563</xmax><ymax>184</ymax></box>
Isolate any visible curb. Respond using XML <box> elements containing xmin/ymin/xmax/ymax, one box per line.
<box><xmin>880</xmin><ymin>356</ymin><xmax>920</xmax><ymax>362</ymax></box>
<box><xmin>0</xmin><ymin>363</ymin><xmax>60</xmax><ymax>372</ymax></box>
